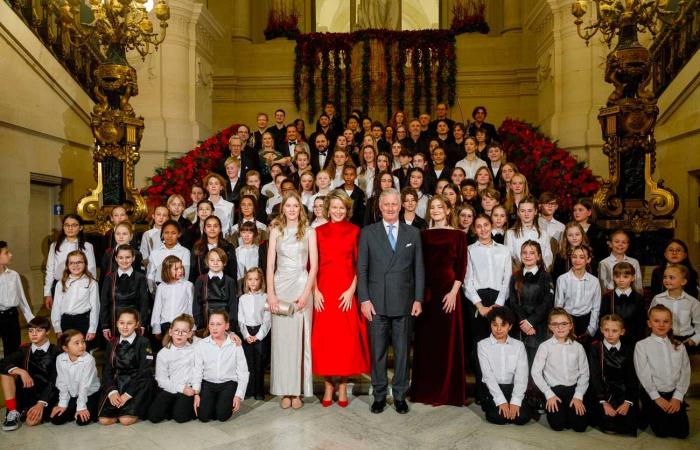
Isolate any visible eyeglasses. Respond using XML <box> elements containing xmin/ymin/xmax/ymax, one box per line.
<box><xmin>171</xmin><ymin>329</ymin><xmax>191</xmax><ymax>336</ymax></box>
<box><xmin>550</xmin><ymin>322</ymin><xmax>571</xmax><ymax>328</ymax></box>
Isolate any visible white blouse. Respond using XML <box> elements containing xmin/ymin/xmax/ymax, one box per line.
<box><xmin>43</xmin><ymin>241</ymin><xmax>96</xmax><ymax>296</ymax></box>
<box><xmin>155</xmin><ymin>342</ymin><xmax>196</xmax><ymax>394</ymax></box>
<box><xmin>531</xmin><ymin>337</ymin><xmax>589</xmax><ymax>401</ymax></box>
<box><xmin>55</xmin><ymin>352</ymin><xmax>101</xmax><ymax>410</ymax></box>
<box><xmin>238</xmin><ymin>292</ymin><xmax>271</xmax><ymax>341</ymax></box>
<box><xmin>151</xmin><ymin>279</ymin><xmax>194</xmax><ymax>334</ymax></box>
<box><xmin>50</xmin><ymin>275</ymin><xmax>99</xmax><ymax>333</ymax></box>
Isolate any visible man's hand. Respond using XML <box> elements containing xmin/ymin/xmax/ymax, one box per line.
<box><xmin>360</xmin><ymin>301</ymin><xmax>376</xmax><ymax>322</ymax></box>
<box><xmin>411</xmin><ymin>301</ymin><xmax>422</xmax><ymax>317</ymax></box>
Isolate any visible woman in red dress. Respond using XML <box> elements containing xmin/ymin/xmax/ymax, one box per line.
<box><xmin>410</xmin><ymin>195</ymin><xmax>468</xmax><ymax>406</ymax></box>
<box><xmin>312</xmin><ymin>190</ymin><xmax>370</xmax><ymax>407</ymax></box>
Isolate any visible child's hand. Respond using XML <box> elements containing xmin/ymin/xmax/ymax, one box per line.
<box><xmin>498</xmin><ymin>403</ymin><xmax>510</xmax><ymax>418</ymax></box>
<box><xmin>246</xmin><ymin>336</ymin><xmax>257</xmax><ymax>344</ymax></box>
<box><xmin>668</xmin><ymin>398</ymin><xmax>682</xmax><ymax>414</ymax></box>
<box><xmin>546</xmin><ymin>396</ymin><xmax>561</xmax><ymax>413</ymax></box>
<box><xmin>75</xmin><ymin>409</ymin><xmax>90</xmax><ymax>422</ymax></box>
<box><xmin>441</xmin><ymin>291</ymin><xmax>457</xmax><ymax>314</ymax></box>
<box><xmin>26</xmin><ymin>403</ymin><xmax>44</xmax><ymax>424</ymax></box>
<box><xmin>193</xmin><ymin>394</ymin><xmax>200</xmax><ymax>415</ymax></box>
<box><xmin>615</xmin><ymin>402</ymin><xmax>630</xmax><ymax>416</ymax></box>
<box><xmin>602</xmin><ymin>401</ymin><xmax>617</xmax><ymax>416</ymax></box>
<box><xmin>508</xmin><ymin>404</ymin><xmax>520</xmax><ymax>420</ymax></box>
<box><xmin>683</xmin><ymin>338</ymin><xmax>696</xmax><ymax>346</ymax></box>
<box><xmin>50</xmin><ymin>406</ymin><xmax>66</xmax><ymax>418</ymax></box>
<box><xmin>654</xmin><ymin>397</ymin><xmax>671</xmax><ymax>412</ymax></box>
<box><xmin>314</xmin><ymin>290</ymin><xmax>325</xmax><ymax>311</ymax></box>
<box><xmin>229</xmin><ymin>333</ymin><xmax>242</xmax><ymax>346</ymax></box>
<box><xmin>103</xmin><ymin>330</ymin><xmax>112</xmax><ymax>340</ymax></box>
<box><xmin>44</xmin><ymin>295</ymin><xmax>53</xmax><ymax>309</ymax></box>
<box><xmin>119</xmin><ymin>393</ymin><xmax>131</xmax><ymax>405</ymax></box>
<box><xmin>183</xmin><ymin>387</ymin><xmax>195</xmax><ymax>397</ymax></box>
<box><xmin>570</xmin><ymin>398</ymin><xmax>586</xmax><ymax>416</ymax></box>
<box><xmin>154</xmin><ymin>333</ymin><xmax>162</xmax><ymax>341</ymax></box>
<box><xmin>86</xmin><ymin>333</ymin><xmax>96</xmax><ymax>341</ymax></box>
<box><xmin>108</xmin><ymin>392</ymin><xmax>123</xmax><ymax>407</ymax></box>
<box><xmin>16</xmin><ymin>369</ymin><xmax>34</xmax><ymax>388</ymax></box>
<box><xmin>232</xmin><ymin>396</ymin><xmax>242</xmax><ymax>412</ymax></box>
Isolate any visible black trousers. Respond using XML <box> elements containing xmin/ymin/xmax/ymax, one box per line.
<box><xmin>589</xmin><ymin>398</ymin><xmax>637</xmax><ymax>436</ymax></box>
<box><xmin>61</xmin><ymin>311</ymin><xmax>91</xmax><ymax>336</ymax></box>
<box><xmin>15</xmin><ymin>378</ymin><xmax>56</xmax><ymax>423</ymax></box>
<box><xmin>546</xmin><ymin>385</ymin><xmax>588</xmax><ymax>432</ymax></box>
<box><xmin>198</xmin><ymin>380</ymin><xmax>238</xmax><ymax>422</ymax></box>
<box><xmin>481</xmin><ymin>383</ymin><xmax>532</xmax><ymax>425</ymax></box>
<box><xmin>466</xmin><ymin>288</ymin><xmax>499</xmax><ymax>401</ymax></box>
<box><xmin>0</xmin><ymin>307</ymin><xmax>21</xmax><ymax>357</ymax></box>
<box><xmin>243</xmin><ymin>325</ymin><xmax>267</xmax><ymax>397</ymax></box>
<box><xmin>675</xmin><ymin>334</ymin><xmax>700</xmax><ymax>355</ymax></box>
<box><xmin>368</xmin><ymin>314</ymin><xmax>411</xmax><ymax>401</ymax></box>
<box><xmin>147</xmin><ymin>389</ymin><xmax>195</xmax><ymax>423</ymax></box>
<box><xmin>641</xmin><ymin>390</ymin><xmax>689</xmax><ymax>439</ymax></box>
<box><xmin>50</xmin><ymin>391</ymin><xmax>100</xmax><ymax>426</ymax></box>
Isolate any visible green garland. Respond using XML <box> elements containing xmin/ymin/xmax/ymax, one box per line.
<box><xmin>361</xmin><ymin>39</ymin><xmax>371</xmax><ymax>114</ymax></box>
<box><xmin>293</xmin><ymin>43</ymin><xmax>302</xmax><ymax>111</ymax></box>
<box><xmin>384</xmin><ymin>40</ymin><xmax>393</xmax><ymax>124</ymax></box>
<box><xmin>423</xmin><ymin>46</ymin><xmax>432</xmax><ymax>115</ymax></box>
<box><xmin>344</xmin><ymin>48</ymin><xmax>352</xmax><ymax>120</ymax></box>
<box><xmin>411</xmin><ymin>48</ymin><xmax>421</xmax><ymax>118</ymax></box>
<box><xmin>320</xmin><ymin>50</ymin><xmax>329</xmax><ymax>108</ymax></box>
<box><xmin>397</xmin><ymin>39</ymin><xmax>406</xmax><ymax>113</ymax></box>
<box><xmin>334</xmin><ymin>48</ymin><xmax>342</xmax><ymax>112</ymax></box>
<box><xmin>436</xmin><ymin>46</ymin><xmax>445</xmax><ymax>104</ymax></box>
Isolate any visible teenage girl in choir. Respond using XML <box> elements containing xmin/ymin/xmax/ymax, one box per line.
<box><xmin>99</xmin><ymin>221</ymin><xmax>143</xmax><ymax>286</ymax></box>
<box><xmin>456</xmin><ymin>203</ymin><xmax>477</xmax><ymax>244</ymax></box>
<box><xmin>167</xmin><ymin>194</ymin><xmax>190</xmax><ymax>248</ymax></box>
<box><xmin>0</xmin><ymin>241</ymin><xmax>34</xmax><ymax>357</ymax></box>
<box><xmin>50</xmin><ymin>330</ymin><xmax>101</xmax><ymax>426</ymax></box>
<box><xmin>650</xmin><ymin>264</ymin><xmax>700</xmax><ymax>351</ymax></box>
<box><xmin>537</xmin><ymin>192</ymin><xmax>565</xmax><ymax>245</ymax></box>
<box><xmin>531</xmin><ymin>308</ymin><xmax>589</xmax><ymax>432</ymax></box>
<box><xmin>328</xmin><ymin>148</ymin><xmax>350</xmax><ymax>188</ymax></box>
<box><xmin>505</xmin><ymin>196</ymin><xmax>553</xmax><ymax>269</ymax></box>
<box><xmin>204</xmin><ymin>173</ymin><xmax>235</xmax><ymax>236</ymax></box>
<box><xmin>310</xmin><ymin>169</ymin><xmax>332</xmax><ymax>206</ymax></box>
<box><xmin>230</xmin><ymin>194</ymin><xmax>268</xmax><ymax>242</ymax></box>
<box><xmin>237</xmin><ymin>268</ymin><xmax>271</xmax><ymax>401</ymax></box>
<box><xmin>551</xmin><ymin>222</ymin><xmax>589</xmax><ymax>281</ymax></box>
<box><xmin>554</xmin><ymin>244</ymin><xmax>601</xmax><ymax>346</ymax></box>
<box><xmin>140</xmin><ymin>206</ymin><xmax>169</xmax><ymax>272</ymax></box>
<box><xmin>651</xmin><ymin>239</ymin><xmax>699</xmax><ymax>298</ymax></box>
<box><xmin>572</xmin><ymin>198</ymin><xmax>608</xmax><ymax>272</ymax></box>
<box><xmin>183</xmin><ymin>184</ymin><xmax>205</xmax><ymax>223</ymax></box>
<box><xmin>310</xmin><ymin>197</ymin><xmax>328</xmax><ymax>228</ymax></box>
<box><xmin>186</xmin><ymin>200</ymin><xmax>214</xmax><ymax>249</ymax></box>
<box><xmin>599</xmin><ymin>262</ymin><xmax>646</xmax><ymax>347</ymax></box>
<box><xmin>480</xmin><ymin>188</ymin><xmax>500</xmax><ymax>217</ymax></box>
<box><xmin>100</xmin><ymin>206</ymin><xmax>129</xmax><ymax>267</ymax></box>
<box><xmin>44</xmin><ymin>214</ymin><xmax>96</xmax><ymax>310</ymax></box>
<box><xmin>435</xmin><ymin>179</ymin><xmax>450</xmax><ymax>196</ymax></box>
<box><xmin>364</xmin><ymin>172</ymin><xmax>396</xmax><ymax>225</ymax></box>
<box><xmin>450</xmin><ymin>167</ymin><xmax>467</xmax><ymax>188</ymax></box>
<box><xmin>193</xmin><ymin>248</ymin><xmax>238</xmax><ymax>333</ymax></box>
<box><xmin>299</xmin><ymin>171</ymin><xmax>316</xmax><ymax>211</ymax></box>
<box><xmin>598</xmin><ymin>229</ymin><xmax>643</xmax><ymax>294</ymax></box>
<box><xmin>151</xmin><ymin>256</ymin><xmax>194</xmax><ymax>340</ymax></box>
<box><xmin>442</xmin><ymin>183</ymin><xmax>462</xmax><ymax>209</ymax></box>
<box><xmin>189</xmin><ymin>215</ymin><xmax>237</xmax><ymax>283</ymax></box>
<box><xmin>100</xmin><ymin>244</ymin><xmax>149</xmax><ymax>341</ymax></box>
<box><xmin>146</xmin><ymin>220</ymin><xmax>191</xmax><ymax>293</ymax></box>
<box><xmin>192</xmin><ymin>311</ymin><xmax>249</xmax><ymax>423</ymax></box>
<box><xmin>406</xmin><ymin>168</ymin><xmax>430</xmax><ymax>218</ymax></box>
<box><xmin>147</xmin><ymin>314</ymin><xmax>196</xmax><ymax>424</ymax></box>
<box><xmin>504</xmin><ymin>173</ymin><xmax>529</xmax><ymax>225</ymax></box>
<box><xmin>474</xmin><ymin>166</ymin><xmax>494</xmax><ymax>194</ymax></box>
<box><xmin>99</xmin><ymin>308</ymin><xmax>154</xmax><ymax>426</ymax></box>
<box><xmin>377</xmin><ymin>153</ymin><xmax>401</xmax><ymax>188</ymax></box>
<box><xmin>490</xmin><ymin>205</ymin><xmax>508</xmax><ymax>245</ymax></box>
<box><xmin>634</xmin><ymin>305</ymin><xmax>690</xmax><ymax>439</ymax></box>
<box><xmin>51</xmin><ymin>251</ymin><xmax>99</xmax><ymax>343</ymax></box>
<box><xmin>498</xmin><ymin>162</ymin><xmax>519</xmax><ymax>198</ymax></box>
<box><xmin>586</xmin><ymin>314</ymin><xmax>638</xmax><ymax>436</ymax></box>
<box><xmin>235</xmin><ymin>221</ymin><xmax>267</xmax><ymax>289</ymax></box>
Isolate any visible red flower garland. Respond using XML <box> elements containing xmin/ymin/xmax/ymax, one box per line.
<box><xmin>498</xmin><ymin>119</ymin><xmax>601</xmax><ymax>213</ymax></box>
<box><xmin>142</xmin><ymin>124</ymin><xmax>239</xmax><ymax>208</ymax></box>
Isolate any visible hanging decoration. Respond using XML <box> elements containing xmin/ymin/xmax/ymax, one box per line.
<box><xmin>294</xmin><ymin>29</ymin><xmax>456</xmax><ymax>122</ymax></box>
<box><xmin>451</xmin><ymin>0</ymin><xmax>490</xmax><ymax>35</ymax></box>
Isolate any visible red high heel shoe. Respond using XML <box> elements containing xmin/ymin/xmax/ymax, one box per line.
<box><xmin>337</xmin><ymin>386</ymin><xmax>349</xmax><ymax>408</ymax></box>
<box><xmin>321</xmin><ymin>387</ymin><xmax>335</xmax><ymax>407</ymax></box>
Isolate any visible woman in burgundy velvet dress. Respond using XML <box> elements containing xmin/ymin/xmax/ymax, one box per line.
<box><xmin>312</xmin><ymin>190</ymin><xmax>370</xmax><ymax>407</ymax></box>
<box><xmin>410</xmin><ymin>195</ymin><xmax>468</xmax><ymax>406</ymax></box>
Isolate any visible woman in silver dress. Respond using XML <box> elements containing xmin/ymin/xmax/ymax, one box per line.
<box><xmin>266</xmin><ymin>192</ymin><xmax>318</xmax><ymax>409</ymax></box>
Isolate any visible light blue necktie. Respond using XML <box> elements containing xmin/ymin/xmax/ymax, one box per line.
<box><xmin>387</xmin><ymin>224</ymin><xmax>396</xmax><ymax>251</ymax></box>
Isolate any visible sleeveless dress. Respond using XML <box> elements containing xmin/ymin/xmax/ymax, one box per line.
<box><xmin>270</xmin><ymin>226</ymin><xmax>314</xmax><ymax>397</ymax></box>
<box><xmin>312</xmin><ymin>221</ymin><xmax>370</xmax><ymax>376</ymax></box>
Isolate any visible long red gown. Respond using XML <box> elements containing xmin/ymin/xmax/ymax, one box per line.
<box><xmin>411</xmin><ymin>228</ymin><xmax>468</xmax><ymax>406</ymax></box>
<box><xmin>312</xmin><ymin>220</ymin><xmax>370</xmax><ymax>376</ymax></box>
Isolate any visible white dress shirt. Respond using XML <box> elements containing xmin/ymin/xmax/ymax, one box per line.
<box><xmin>43</xmin><ymin>241</ymin><xmax>96</xmax><ymax>296</ymax></box>
<box><xmin>538</xmin><ymin>216</ymin><xmax>565</xmax><ymax>244</ymax></box>
<box><xmin>147</xmin><ymin>243</ymin><xmax>191</xmax><ymax>290</ymax></box>
<box><xmin>415</xmin><ymin>191</ymin><xmax>431</xmax><ymax>219</ymax></box>
<box><xmin>261</xmin><ymin>182</ymin><xmax>277</xmax><ymax>198</ymax></box>
<box><xmin>139</xmin><ymin>227</ymin><xmax>161</xmax><ymax>267</ymax></box>
<box><xmin>55</xmin><ymin>352</ymin><xmax>101</xmax><ymax>410</ymax></box>
<box><xmin>650</xmin><ymin>291</ymin><xmax>700</xmax><ymax>342</ymax></box>
<box><xmin>531</xmin><ymin>337</ymin><xmax>590</xmax><ymax>400</ymax></box>
<box><xmin>382</xmin><ymin>220</ymin><xmax>399</xmax><ymax>244</ymax></box>
<box><xmin>455</xmin><ymin>157</ymin><xmax>487</xmax><ymax>179</ymax></box>
<box><xmin>555</xmin><ymin>270</ymin><xmax>602</xmax><ymax>336</ymax></box>
<box><xmin>236</xmin><ymin>245</ymin><xmax>260</xmax><ymax>281</ymax></box>
<box><xmin>51</xmin><ymin>275</ymin><xmax>99</xmax><ymax>333</ymax></box>
<box><xmin>183</xmin><ymin>205</ymin><xmax>197</xmax><ymax>223</ymax></box>
<box><xmin>634</xmin><ymin>335</ymin><xmax>691</xmax><ymax>401</ymax></box>
<box><xmin>598</xmin><ymin>254</ymin><xmax>643</xmax><ymax>291</ymax></box>
<box><xmin>0</xmin><ymin>268</ymin><xmax>34</xmax><ymax>320</ymax></box>
<box><xmin>464</xmin><ymin>240</ymin><xmax>512</xmax><ymax>306</ymax></box>
<box><xmin>477</xmin><ymin>335</ymin><xmax>529</xmax><ymax>406</ymax></box>
<box><xmin>151</xmin><ymin>279</ymin><xmax>194</xmax><ymax>334</ymax></box>
<box><xmin>155</xmin><ymin>342</ymin><xmax>196</xmax><ymax>394</ymax></box>
<box><xmin>238</xmin><ymin>292</ymin><xmax>271</xmax><ymax>341</ymax></box>
<box><xmin>505</xmin><ymin>226</ymin><xmax>554</xmax><ymax>268</ymax></box>
<box><xmin>211</xmin><ymin>197</ymin><xmax>234</xmax><ymax>236</ymax></box>
<box><xmin>191</xmin><ymin>336</ymin><xmax>249</xmax><ymax>399</ymax></box>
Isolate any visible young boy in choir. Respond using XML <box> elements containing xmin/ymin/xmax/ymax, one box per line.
<box><xmin>537</xmin><ymin>192</ymin><xmax>565</xmax><ymax>245</ymax></box>
<box><xmin>650</xmin><ymin>264</ymin><xmax>700</xmax><ymax>350</ymax></box>
<box><xmin>490</xmin><ymin>205</ymin><xmax>508</xmax><ymax>245</ymax></box>
<box><xmin>599</xmin><ymin>262</ymin><xmax>646</xmax><ymax>347</ymax></box>
<box><xmin>192</xmin><ymin>311</ymin><xmax>249</xmax><ymax>422</ymax></box>
<box><xmin>555</xmin><ymin>244</ymin><xmax>601</xmax><ymax>346</ymax></box>
<box><xmin>598</xmin><ymin>230</ymin><xmax>643</xmax><ymax>294</ymax></box>
<box><xmin>148</xmin><ymin>314</ymin><xmax>197</xmax><ymax>424</ymax></box>
<box><xmin>151</xmin><ymin>256</ymin><xmax>194</xmax><ymax>339</ymax></box>
<box><xmin>44</xmin><ymin>214</ymin><xmax>96</xmax><ymax>310</ymax></box>
<box><xmin>586</xmin><ymin>314</ymin><xmax>638</xmax><ymax>436</ymax></box>
<box><xmin>167</xmin><ymin>194</ymin><xmax>191</xmax><ymax>247</ymax></box>
<box><xmin>204</xmin><ymin>173</ymin><xmax>235</xmax><ymax>237</ymax></box>
<box><xmin>146</xmin><ymin>220</ymin><xmax>191</xmax><ymax>293</ymax></box>
<box><xmin>99</xmin><ymin>221</ymin><xmax>143</xmax><ymax>285</ymax></box>
<box><xmin>237</xmin><ymin>268</ymin><xmax>271</xmax><ymax>401</ymax></box>
<box><xmin>505</xmin><ymin>196</ymin><xmax>553</xmax><ymax>270</ymax></box>
<box><xmin>140</xmin><ymin>205</ymin><xmax>170</xmax><ymax>271</ymax></box>
<box><xmin>634</xmin><ymin>305</ymin><xmax>690</xmax><ymax>439</ymax></box>
<box><xmin>0</xmin><ymin>317</ymin><xmax>59</xmax><ymax>431</ymax></box>
<box><xmin>99</xmin><ymin>308</ymin><xmax>154</xmax><ymax>426</ymax></box>
<box><xmin>235</xmin><ymin>221</ymin><xmax>267</xmax><ymax>289</ymax></box>
<box><xmin>193</xmin><ymin>248</ymin><xmax>238</xmax><ymax>334</ymax></box>
<box><xmin>183</xmin><ymin>184</ymin><xmax>206</xmax><ymax>223</ymax></box>
<box><xmin>100</xmin><ymin>244</ymin><xmax>150</xmax><ymax>340</ymax></box>
<box><xmin>50</xmin><ymin>330</ymin><xmax>101</xmax><ymax>426</ymax></box>
<box><xmin>50</xmin><ymin>251</ymin><xmax>99</xmax><ymax>343</ymax></box>
<box><xmin>477</xmin><ymin>308</ymin><xmax>532</xmax><ymax>425</ymax></box>
<box><xmin>0</xmin><ymin>241</ymin><xmax>34</xmax><ymax>356</ymax></box>
<box><xmin>531</xmin><ymin>308</ymin><xmax>589</xmax><ymax>432</ymax></box>
<box><xmin>480</xmin><ymin>188</ymin><xmax>500</xmax><ymax>217</ymax></box>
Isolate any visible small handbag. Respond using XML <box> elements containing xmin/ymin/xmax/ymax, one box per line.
<box><xmin>265</xmin><ymin>301</ymin><xmax>295</xmax><ymax>316</ymax></box>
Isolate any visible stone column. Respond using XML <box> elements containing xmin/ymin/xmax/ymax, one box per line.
<box><xmin>231</xmin><ymin>0</ymin><xmax>251</xmax><ymax>42</ymax></box>
<box><xmin>501</xmin><ymin>0</ymin><xmax>522</xmax><ymax>34</ymax></box>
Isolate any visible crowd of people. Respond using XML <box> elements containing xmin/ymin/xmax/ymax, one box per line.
<box><xmin>0</xmin><ymin>102</ymin><xmax>698</xmax><ymax>440</ymax></box>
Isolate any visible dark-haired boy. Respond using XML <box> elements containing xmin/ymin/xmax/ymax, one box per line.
<box><xmin>0</xmin><ymin>241</ymin><xmax>34</xmax><ymax>357</ymax></box>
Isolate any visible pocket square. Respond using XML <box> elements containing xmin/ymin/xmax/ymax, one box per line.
<box><xmin>405</xmin><ymin>243</ymin><xmax>412</xmax><ymax>247</ymax></box>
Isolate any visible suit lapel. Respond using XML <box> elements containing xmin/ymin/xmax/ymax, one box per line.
<box><xmin>376</xmin><ymin>222</ymin><xmax>394</xmax><ymax>260</ymax></box>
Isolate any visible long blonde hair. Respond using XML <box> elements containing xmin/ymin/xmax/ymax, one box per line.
<box><xmin>427</xmin><ymin>195</ymin><xmax>457</xmax><ymax>228</ymax></box>
<box><xmin>504</xmin><ymin>173</ymin><xmax>530</xmax><ymax>214</ymax></box>
<box><xmin>276</xmin><ymin>192</ymin><xmax>309</xmax><ymax>240</ymax></box>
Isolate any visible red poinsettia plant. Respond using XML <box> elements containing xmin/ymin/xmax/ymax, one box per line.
<box><xmin>142</xmin><ymin>124</ymin><xmax>239</xmax><ymax>208</ymax></box>
<box><xmin>498</xmin><ymin>118</ymin><xmax>601</xmax><ymax>213</ymax></box>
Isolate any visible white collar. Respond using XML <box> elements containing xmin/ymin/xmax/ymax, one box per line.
<box><xmin>31</xmin><ymin>341</ymin><xmax>50</xmax><ymax>353</ymax></box>
<box><xmin>615</xmin><ymin>287</ymin><xmax>632</xmax><ymax>296</ymax></box>
<box><xmin>120</xmin><ymin>333</ymin><xmax>137</xmax><ymax>345</ymax></box>
<box><xmin>488</xmin><ymin>334</ymin><xmax>510</xmax><ymax>345</ymax></box>
<box><xmin>603</xmin><ymin>340</ymin><xmax>621</xmax><ymax>351</ymax></box>
<box><xmin>208</xmin><ymin>271</ymin><xmax>224</xmax><ymax>279</ymax></box>
<box><xmin>651</xmin><ymin>334</ymin><xmax>669</xmax><ymax>344</ymax></box>
<box><xmin>117</xmin><ymin>268</ymin><xmax>134</xmax><ymax>277</ymax></box>
<box><xmin>524</xmin><ymin>267</ymin><xmax>539</xmax><ymax>276</ymax></box>
<box><xmin>0</xmin><ymin>267</ymin><xmax>10</xmax><ymax>274</ymax></box>
<box><xmin>382</xmin><ymin>220</ymin><xmax>399</xmax><ymax>230</ymax></box>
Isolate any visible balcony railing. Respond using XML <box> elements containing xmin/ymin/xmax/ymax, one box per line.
<box><xmin>7</xmin><ymin>0</ymin><xmax>102</xmax><ymax>101</ymax></box>
<box><xmin>650</xmin><ymin>0</ymin><xmax>700</xmax><ymax>97</ymax></box>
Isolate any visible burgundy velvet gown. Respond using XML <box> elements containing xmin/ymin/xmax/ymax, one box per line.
<box><xmin>411</xmin><ymin>228</ymin><xmax>468</xmax><ymax>406</ymax></box>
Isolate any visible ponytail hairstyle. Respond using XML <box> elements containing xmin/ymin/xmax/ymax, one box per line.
<box><xmin>162</xmin><ymin>314</ymin><xmax>195</xmax><ymax>348</ymax></box>
<box><xmin>55</xmin><ymin>214</ymin><xmax>87</xmax><ymax>253</ymax></box>
<box><xmin>58</xmin><ymin>329</ymin><xmax>84</xmax><ymax>351</ymax></box>
<box><xmin>60</xmin><ymin>250</ymin><xmax>95</xmax><ymax>292</ymax></box>
<box><xmin>547</xmin><ymin>307</ymin><xmax>576</xmax><ymax>342</ymax></box>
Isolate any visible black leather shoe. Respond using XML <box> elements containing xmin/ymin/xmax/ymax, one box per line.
<box><xmin>371</xmin><ymin>399</ymin><xmax>386</xmax><ymax>414</ymax></box>
<box><xmin>394</xmin><ymin>399</ymin><xmax>409</xmax><ymax>414</ymax></box>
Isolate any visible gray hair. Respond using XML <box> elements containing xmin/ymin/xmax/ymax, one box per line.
<box><xmin>379</xmin><ymin>188</ymin><xmax>400</xmax><ymax>203</ymax></box>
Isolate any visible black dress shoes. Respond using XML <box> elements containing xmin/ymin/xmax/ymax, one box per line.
<box><xmin>394</xmin><ymin>399</ymin><xmax>409</xmax><ymax>414</ymax></box>
<box><xmin>371</xmin><ymin>399</ymin><xmax>386</xmax><ymax>414</ymax></box>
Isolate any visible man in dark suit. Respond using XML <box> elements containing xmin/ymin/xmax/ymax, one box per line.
<box><xmin>401</xmin><ymin>119</ymin><xmax>429</xmax><ymax>155</ymax></box>
<box><xmin>310</xmin><ymin>133</ymin><xmax>332</xmax><ymax>174</ymax></box>
<box><xmin>467</xmin><ymin>106</ymin><xmax>498</xmax><ymax>143</ymax></box>
<box><xmin>281</xmin><ymin>125</ymin><xmax>309</xmax><ymax>160</ymax></box>
<box><xmin>219</xmin><ymin>135</ymin><xmax>257</xmax><ymax>180</ymax></box>
<box><xmin>223</xmin><ymin>158</ymin><xmax>244</xmax><ymax>204</ymax></box>
<box><xmin>253</xmin><ymin>113</ymin><xmax>269</xmax><ymax>150</ymax></box>
<box><xmin>357</xmin><ymin>188</ymin><xmax>424</xmax><ymax>415</ymax></box>
<box><xmin>429</xmin><ymin>103</ymin><xmax>455</xmax><ymax>134</ymax></box>
<box><xmin>266</xmin><ymin>109</ymin><xmax>287</xmax><ymax>150</ymax></box>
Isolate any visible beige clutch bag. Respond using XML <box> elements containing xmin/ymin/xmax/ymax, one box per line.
<box><xmin>265</xmin><ymin>301</ymin><xmax>295</xmax><ymax>316</ymax></box>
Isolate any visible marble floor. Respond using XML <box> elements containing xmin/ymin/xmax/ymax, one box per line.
<box><xmin>3</xmin><ymin>394</ymin><xmax>699</xmax><ymax>450</ymax></box>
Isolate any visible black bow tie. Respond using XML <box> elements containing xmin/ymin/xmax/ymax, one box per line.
<box><xmin>608</xmin><ymin>347</ymin><xmax>619</xmax><ymax>354</ymax></box>
<box><xmin>524</xmin><ymin>272</ymin><xmax>535</xmax><ymax>279</ymax></box>
<box><xmin>119</xmin><ymin>273</ymin><xmax>129</xmax><ymax>280</ymax></box>
<box><xmin>289</xmin><ymin>141</ymin><xmax>297</xmax><ymax>145</ymax></box>
<box><xmin>318</xmin><ymin>150</ymin><xmax>327</xmax><ymax>156</ymax></box>
<box><xmin>617</xmin><ymin>293</ymin><xmax>629</xmax><ymax>300</ymax></box>
<box><xmin>118</xmin><ymin>340</ymin><xmax>131</xmax><ymax>349</ymax></box>
<box><xmin>33</xmin><ymin>349</ymin><xmax>46</xmax><ymax>357</ymax></box>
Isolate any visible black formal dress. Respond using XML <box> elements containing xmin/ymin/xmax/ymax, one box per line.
<box><xmin>100</xmin><ymin>271</ymin><xmax>150</xmax><ymax>335</ymax></box>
